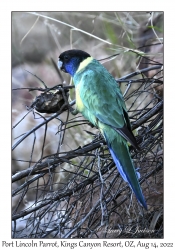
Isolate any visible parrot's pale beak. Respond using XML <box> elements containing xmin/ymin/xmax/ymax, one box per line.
<box><xmin>57</xmin><ymin>60</ymin><xmax>63</xmax><ymax>69</ymax></box>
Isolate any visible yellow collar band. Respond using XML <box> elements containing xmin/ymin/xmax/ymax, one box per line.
<box><xmin>76</xmin><ymin>57</ymin><xmax>93</xmax><ymax>73</ymax></box>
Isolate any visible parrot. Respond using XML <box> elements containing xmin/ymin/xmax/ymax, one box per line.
<box><xmin>58</xmin><ymin>49</ymin><xmax>147</xmax><ymax>210</ymax></box>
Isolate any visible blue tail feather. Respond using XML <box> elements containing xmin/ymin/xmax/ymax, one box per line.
<box><xmin>109</xmin><ymin>147</ymin><xmax>147</xmax><ymax>210</ymax></box>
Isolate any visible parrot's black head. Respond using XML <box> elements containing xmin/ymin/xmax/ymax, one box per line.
<box><xmin>58</xmin><ymin>49</ymin><xmax>91</xmax><ymax>77</ymax></box>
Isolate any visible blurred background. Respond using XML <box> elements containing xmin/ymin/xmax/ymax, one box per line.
<box><xmin>12</xmin><ymin>12</ymin><xmax>163</xmax><ymax>238</ymax></box>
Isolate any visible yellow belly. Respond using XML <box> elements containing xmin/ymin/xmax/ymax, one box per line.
<box><xmin>75</xmin><ymin>84</ymin><xmax>85</xmax><ymax>112</ymax></box>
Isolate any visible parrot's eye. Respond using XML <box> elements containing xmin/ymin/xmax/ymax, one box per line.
<box><xmin>64</xmin><ymin>55</ymin><xmax>70</xmax><ymax>61</ymax></box>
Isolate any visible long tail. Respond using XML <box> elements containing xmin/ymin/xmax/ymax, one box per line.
<box><xmin>105</xmin><ymin>133</ymin><xmax>147</xmax><ymax>210</ymax></box>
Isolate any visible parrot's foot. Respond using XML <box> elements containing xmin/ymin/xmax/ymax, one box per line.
<box><xmin>88</xmin><ymin>122</ymin><xmax>95</xmax><ymax>128</ymax></box>
<box><xmin>70</xmin><ymin>108</ymin><xmax>79</xmax><ymax>115</ymax></box>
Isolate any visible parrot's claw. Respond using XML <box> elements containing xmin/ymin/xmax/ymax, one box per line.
<box><xmin>70</xmin><ymin>108</ymin><xmax>79</xmax><ymax>115</ymax></box>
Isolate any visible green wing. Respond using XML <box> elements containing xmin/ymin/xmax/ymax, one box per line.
<box><xmin>75</xmin><ymin>61</ymin><xmax>139</xmax><ymax>150</ymax></box>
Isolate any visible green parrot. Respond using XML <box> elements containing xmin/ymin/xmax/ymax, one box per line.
<box><xmin>58</xmin><ymin>49</ymin><xmax>147</xmax><ymax>210</ymax></box>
